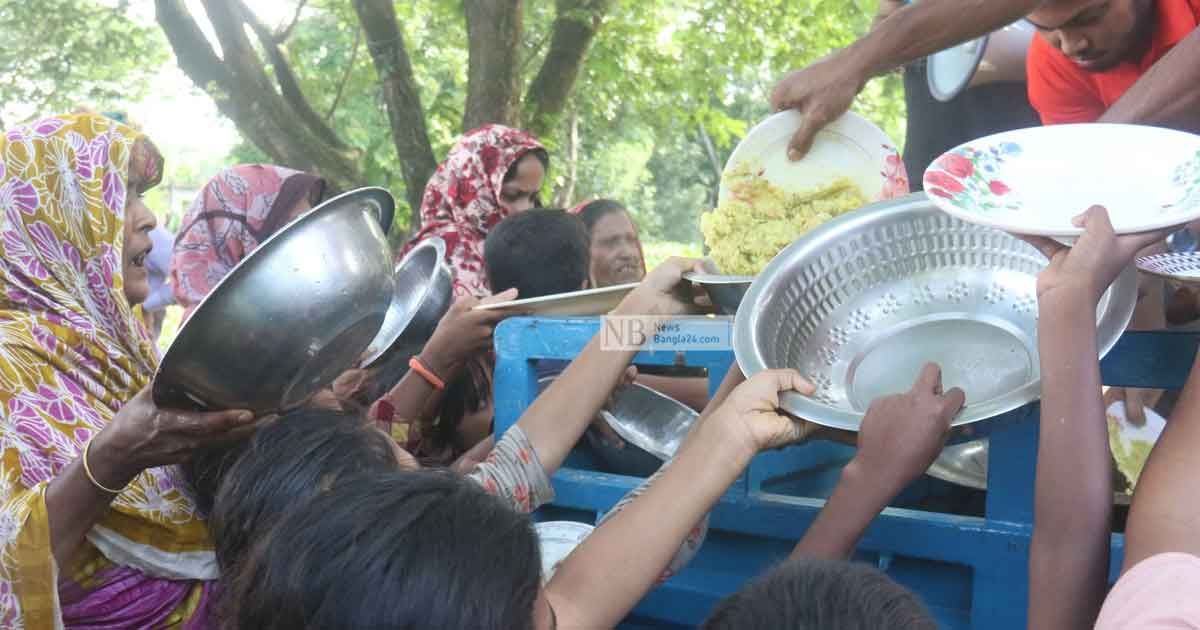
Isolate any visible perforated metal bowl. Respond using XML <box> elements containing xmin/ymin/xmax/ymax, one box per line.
<box><xmin>733</xmin><ymin>193</ymin><xmax>1138</xmax><ymax>431</ymax></box>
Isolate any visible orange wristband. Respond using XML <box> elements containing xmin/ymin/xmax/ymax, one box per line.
<box><xmin>409</xmin><ymin>356</ymin><xmax>446</xmax><ymax>390</ymax></box>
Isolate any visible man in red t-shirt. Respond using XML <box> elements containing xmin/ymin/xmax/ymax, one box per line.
<box><xmin>1027</xmin><ymin>0</ymin><xmax>1200</xmax><ymax>124</ymax></box>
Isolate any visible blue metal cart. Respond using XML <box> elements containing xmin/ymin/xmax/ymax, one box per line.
<box><xmin>493</xmin><ymin>316</ymin><xmax>1197</xmax><ymax>629</ymax></box>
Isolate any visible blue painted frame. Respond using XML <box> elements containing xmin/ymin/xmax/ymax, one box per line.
<box><xmin>494</xmin><ymin>317</ymin><xmax>1198</xmax><ymax>629</ymax></box>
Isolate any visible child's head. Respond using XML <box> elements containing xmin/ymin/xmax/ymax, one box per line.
<box><xmin>203</xmin><ymin>407</ymin><xmax>408</xmax><ymax>574</ymax></box>
<box><xmin>485</xmin><ymin>208</ymin><xmax>590</xmax><ymax>298</ymax></box>
<box><xmin>226</xmin><ymin>470</ymin><xmax>547</xmax><ymax>630</ymax></box>
<box><xmin>702</xmin><ymin>557</ymin><xmax>937</xmax><ymax>630</ymax></box>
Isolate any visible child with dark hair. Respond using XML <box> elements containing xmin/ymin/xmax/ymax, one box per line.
<box><xmin>227</xmin><ymin>471</ymin><xmax>543</xmax><ymax>630</ymax></box>
<box><xmin>485</xmin><ymin>208</ymin><xmax>592</xmax><ymax>298</ymax></box>
<box><xmin>703</xmin><ymin>558</ymin><xmax>935</xmax><ymax>630</ymax></box>
<box><xmin>222</xmin><ymin>358</ymin><xmax>965</xmax><ymax>630</ymax></box>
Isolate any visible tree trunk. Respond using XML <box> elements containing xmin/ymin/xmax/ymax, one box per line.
<box><xmin>523</xmin><ymin>0</ymin><xmax>613</xmax><ymax>140</ymax></box>
<box><xmin>156</xmin><ymin>0</ymin><xmax>363</xmax><ymax>191</ymax></box>
<box><xmin>462</xmin><ymin>0</ymin><xmax>523</xmax><ymax>130</ymax></box>
<box><xmin>553</xmin><ymin>106</ymin><xmax>580</xmax><ymax>207</ymax></box>
<box><xmin>351</xmin><ymin>0</ymin><xmax>438</xmax><ymax>224</ymax></box>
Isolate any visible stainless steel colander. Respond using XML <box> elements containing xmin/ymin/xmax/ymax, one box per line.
<box><xmin>733</xmin><ymin>193</ymin><xmax>1137</xmax><ymax>431</ymax></box>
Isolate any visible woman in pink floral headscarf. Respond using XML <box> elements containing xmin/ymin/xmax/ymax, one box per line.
<box><xmin>400</xmin><ymin>125</ymin><xmax>548</xmax><ymax>297</ymax></box>
<box><xmin>170</xmin><ymin>164</ymin><xmax>325</xmax><ymax>320</ymax></box>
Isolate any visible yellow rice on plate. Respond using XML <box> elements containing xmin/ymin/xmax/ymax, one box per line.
<box><xmin>701</xmin><ymin>162</ymin><xmax>867</xmax><ymax>275</ymax></box>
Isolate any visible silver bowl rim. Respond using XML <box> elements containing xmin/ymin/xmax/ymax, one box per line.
<box><xmin>733</xmin><ymin>192</ymin><xmax>1138</xmax><ymax>431</ymax></box>
<box><xmin>359</xmin><ymin>236</ymin><xmax>450</xmax><ymax>368</ymax></box>
<box><xmin>154</xmin><ymin>186</ymin><xmax>395</xmax><ymax>402</ymax></box>
<box><xmin>536</xmin><ymin>376</ymin><xmax>698</xmax><ymax>461</ymax></box>
<box><xmin>683</xmin><ymin>271</ymin><xmax>756</xmax><ymax>285</ymax></box>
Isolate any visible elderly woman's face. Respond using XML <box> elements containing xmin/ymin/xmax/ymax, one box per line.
<box><xmin>499</xmin><ymin>154</ymin><xmax>546</xmax><ymax>214</ymax></box>
<box><xmin>121</xmin><ymin>194</ymin><xmax>157</xmax><ymax>306</ymax></box>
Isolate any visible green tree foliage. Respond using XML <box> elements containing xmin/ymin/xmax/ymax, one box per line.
<box><xmin>183</xmin><ymin>1</ymin><xmax>904</xmax><ymax>246</ymax></box>
<box><xmin>0</xmin><ymin>0</ymin><xmax>166</xmax><ymax>121</ymax></box>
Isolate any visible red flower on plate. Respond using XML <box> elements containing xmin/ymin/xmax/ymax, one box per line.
<box><xmin>937</xmin><ymin>153</ymin><xmax>974</xmax><ymax>179</ymax></box>
<box><xmin>925</xmin><ymin>171</ymin><xmax>965</xmax><ymax>194</ymax></box>
<box><xmin>928</xmin><ymin>187</ymin><xmax>954</xmax><ymax>200</ymax></box>
<box><xmin>989</xmin><ymin>180</ymin><xmax>1011</xmax><ymax>196</ymax></box>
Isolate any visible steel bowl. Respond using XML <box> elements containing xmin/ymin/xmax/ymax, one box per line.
<box><xmin>154</xmin><ymin>188</ymin><xmax>396</xmax><ymax>414</ymax></box>
<box><xmin>734</xmin><ymin>193</ymin><xmax>1138</xmax><ymax>431</ymax></box>
<box><xmin>926</xmin><ymin>437</ymin><xmax>1135</xmax><ymax>506</ymax></box>
<box><xmin>598</xmin><ymin>382</ymin><xmax>697</xmax><ymax>462</ymax></box>
<box><xmin>927</xmin><ymin>440</ymin><xmax>989</xmax><ymax>490</ymax></box>
<box><xmin>359</xmin><ymin>236</ymin><xmax>453</xmax><ymax>368</ymax></box>
<box><xmin>539</xmin><ymin>378</ymin><xmax>698</xmax><ymax>476</ymax></box>
<box><xmin>684</xmin><ymin>272</ymin><xmax>754</xmax><ymax>315</ymax></box>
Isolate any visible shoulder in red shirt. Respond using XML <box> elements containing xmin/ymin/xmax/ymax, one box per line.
<box><xmin>1026</xmin><ymin>0</ymin><xmax>1200</xmax><ymax>124</ymax></box>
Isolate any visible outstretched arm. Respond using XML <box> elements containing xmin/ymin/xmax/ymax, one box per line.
<box><xmin>1099</xmin><ymin>28</ymin><xmax>1200</xmax><ymax>133</ymax></box>
<box><xmin>791</xmin><ymin>364</ymin><xmax>964</xmax><ymax>560</ymax></box>
<box><xmin>1021</xmin><ymin>207</ymin><xmax>1174</xmax><ymax>629</ymax></box>
<box><xmin>771</xmin><ymin>0</ymin><xmax>1040</xmax><ymax>158</ymax></box>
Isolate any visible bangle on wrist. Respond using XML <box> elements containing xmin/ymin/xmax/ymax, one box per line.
<box><xmin>409</xmin><ymin>356</ymin><xmax>447</xmax><ymax>390</ymax></box>
<box><xmin>82</xmin><ymin>438</ymin><xmax>128</xmax><ymax>494</ymax></box>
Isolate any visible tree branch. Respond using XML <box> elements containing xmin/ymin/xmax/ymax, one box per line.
<box><xmin>236</xmin><ymin>0</ymin><xmax>348</xmax><ymax>149</ymax></box>
<box><xmin>697</xmin><ymin>124</ymin><xmax>722</xmax><ymax>207</ymax></box>
<box><xmin>274</xmin><ymin>0</ymin><xmax>308</xmax><ymax>42</ymax></box>
<box><xmin>523</xmin><ymin>0</ymin><xmax>613</xmax><ymax>139</ymax></box>
<box><xmin>160</xmin><ymin>0</ymin><xmax>364</xmax><ymax>191</ymax></box>
<box><xmin>462</xmin><ymin>0</ymin><xmax>523</xmax><ymax>130</ymax></box>
<box><xmin>326</xmin><ymin>25</ymin><xmax>362</xmax><ymax>122</ymax></box>
<box><xmin>351</xmin><ymin>0</ymin><xmax>437</xmax><ymax>223</ymax></box>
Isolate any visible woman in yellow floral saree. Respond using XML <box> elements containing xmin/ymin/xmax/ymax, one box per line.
<box><xmin>0</xmin><ymin>113</ymin><xmax>255</xmax><ymax>629</ymax></box>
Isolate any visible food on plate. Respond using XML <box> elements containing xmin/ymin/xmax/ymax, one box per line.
<box><xmin>1108</xmin><ymin>413</ymin><xmax>1155</xmax><ymax>492</ymax></box>
<box><xmin>701</xmin><ymin>162</ymin><xmax>866</xmax><ymax>275</ymax></box>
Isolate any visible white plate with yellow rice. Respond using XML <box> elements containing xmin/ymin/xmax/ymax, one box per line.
<box><xmin>703</xmin><ymin>111</ymin><xmax>907</xmax><ymax>276</ymax></box>
<box><xmin>718</xmin><ymin>110</ymin><xmax>907</xmax><ymax>206</ymax></box>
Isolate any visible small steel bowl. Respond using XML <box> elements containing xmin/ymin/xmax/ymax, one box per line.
<box><xmin>539</xmin><ymin>378</ymin><xmax>698</xmax><ymax>476</ymax></box>
<box><xmin>598</xmin><ymin>382</ymin><xmax>698</xmax><ymax>462</ymax></box>
<box><xmin>154</xmin><ymin>188</ymin><xmax>396</xmax><ymax>414</ymax></box>
<box><xmin>734</xmin><ymin>193</ymin><xmax>1138</xmax><ymax>431</ymax></box>
<box><xmin>359</xmin><ymin>236</ymin><xmax>454</xmax><ymax>368</ymax></box>
<box><xmin>684</xmin><ymin>272</ymin><xmax>754</xmax><ymax>315</ymax></box>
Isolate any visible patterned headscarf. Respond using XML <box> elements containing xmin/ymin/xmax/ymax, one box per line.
<box><xmin>0</xmin><ymin>114</ymin><xmax>214</xmax><ymax>627</ymax></box>
<box><xmin>171</xmin><ymin>164</ymin><xmax>324</xmax><ymax>319</ymax></box>
<box><xmin>400</xmin><ymin>125</ymin><xmax>546</xmax><ymax>297</ymax></box>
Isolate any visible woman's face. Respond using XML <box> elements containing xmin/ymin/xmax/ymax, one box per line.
<box><xmin>589</xmin><ymin>211</ymin><xmax>644</xmax><ymax>287</ymax></box>
<box><xmin>499</xmin><ymin>154</ymin><xmax>546</xmax><ymax>214</ymax></box>
<box><xmin>121</xmin><ymin>194</ymin><xmax>157</xmax><ymax>306</ymax></box>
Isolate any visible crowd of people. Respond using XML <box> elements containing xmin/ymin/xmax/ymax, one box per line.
<box><xmin>1</xmin><ymin>0</ymin><xmax>1199</xmax><ymax>627</ymax></box>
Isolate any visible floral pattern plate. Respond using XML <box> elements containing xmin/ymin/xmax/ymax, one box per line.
<box><xmin>1136</xmin><ymin>251</ymin><xmax>1200</xmax><ymax>284</ymax></box>
<box><xmin>924</xmin><ymin>124</ymin><xmax>1200</xmax><ymax>236</ymax></box>
<box><xmin>719</xmin><ymin>110</ymin><xmax>908</xmax><ymax>204</ymax></box>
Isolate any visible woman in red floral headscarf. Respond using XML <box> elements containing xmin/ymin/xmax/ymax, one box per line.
<box><xmin>400</xmin><ymin>125</ymin><xmax>548</xmax><ymax>297</ymax></box>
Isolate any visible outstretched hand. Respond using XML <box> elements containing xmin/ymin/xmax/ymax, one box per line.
<box><xmin>770</xmin><ymin>52</ymin><xmax>869</xmax><ymax>161</ymax></box>
<box><xmin>851</xmin><ymin>363</ymin><xmax>965</xmax><ymax>494</ymax></box>
<box><xmin>1022</xmin><ymin>205</ymin><xmax>1175</xmax><ymax>302</ymax></box>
